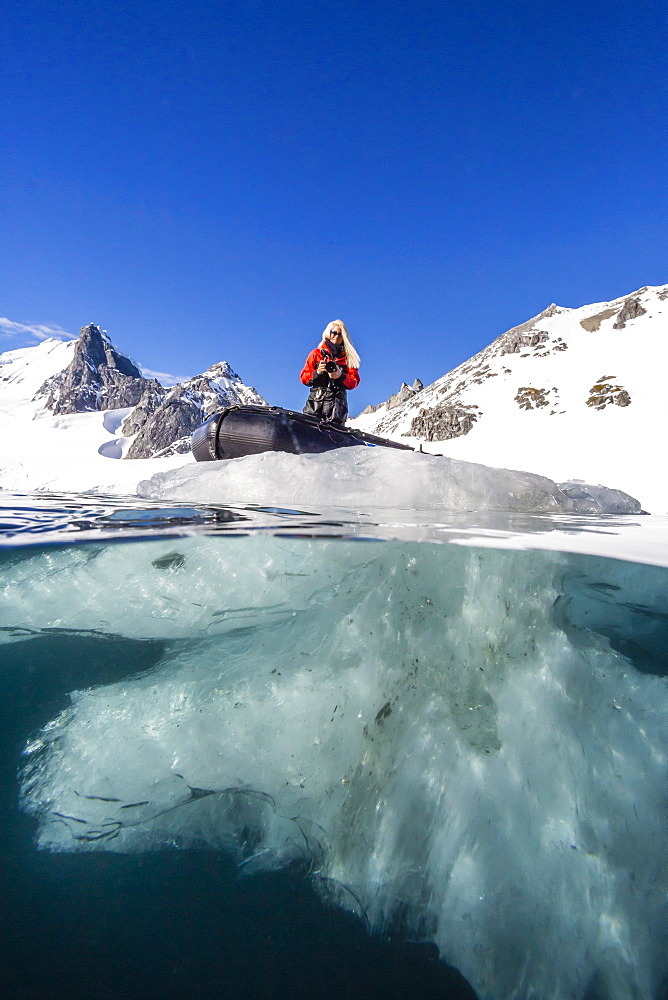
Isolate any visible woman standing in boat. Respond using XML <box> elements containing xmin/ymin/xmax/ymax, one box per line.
<box><xmin>300</xmin><ymin>320</ymin><xmax>360</xmax><ymax>425</ymax></box>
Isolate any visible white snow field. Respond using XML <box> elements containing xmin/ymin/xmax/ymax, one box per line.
<box><xmin>0</xmin><ymin>339</ymin><xmax>191</xmax><ymax>494</ymax></box>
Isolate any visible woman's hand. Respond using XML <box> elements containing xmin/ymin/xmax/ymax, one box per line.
<box><xmin>316</xmin><ymin>359</ymin><xmax>341</xmax><ymax>377</ymax></box>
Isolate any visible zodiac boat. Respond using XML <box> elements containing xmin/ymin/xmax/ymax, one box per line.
<box><xmin>190</xmin><ymin>404</ymin><xmax>414</xmax><ymax>461</ymax></box>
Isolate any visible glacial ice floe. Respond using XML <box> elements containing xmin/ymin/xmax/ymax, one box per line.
<box><xmin>15</xmin><ymin>533</ymin><xmax>668</xmax><ymax>1000</ymax></box>
<box><xmin>137</xmin><ymin>445</ymin><xmax>642</xmax><ymax>515</ymax></box>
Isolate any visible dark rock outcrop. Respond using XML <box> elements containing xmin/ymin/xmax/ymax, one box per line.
<box><xmin>586</xmin><ymin>377</ymin><xmax>632</xmax><ymax>409</ymax></box>
<box><xmin>501</xmin><ymin>330</ymin><xmax>549</xmax><ymax>355</ymax></box>
<box><xmin>515</xmin><ymin>386</ymin><xmax>552</xmax><ymax>410</ymax></box>
<box><xmin>613</xmin><ymin>297</ymin><xmax>647</xmax><ymax>329</ymax></box>
<box><xmin>125</xmin><ymin>362</ymin><xmax>267</xmax><ymax>459</ymax></box>
<box><xmin>496</xmin><ymin>305</ymin><xmax>563</xmax><ymax>356</ymax></box>
<box><xmin>120</xmin><ymin>381</ymin><xmax>167</xmax><ymax>436</ymax></box>
<box><xmin>126</xmin><ymin>395</ymin><xmax>203</xmax><ymax>458</ymax></box>
<box><xmin>407</xmin><ymin>404</ymin><xmax>480</xmax><ymax>441</ymax></box>
<box><xmin>36</xmin><ymin>324</ymin><xmax>147</xmax><ymax>414</ymax></box>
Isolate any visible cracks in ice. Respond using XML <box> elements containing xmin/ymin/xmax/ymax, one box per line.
<box><xmin>49</xmin><ymin>778</ymin><xmax>273</xmax><ymax>845</ymax></box>
<box><xmin>46</xmin><ymin>773</ymin><xmax>371</xmax><ymax>925</ymax></box>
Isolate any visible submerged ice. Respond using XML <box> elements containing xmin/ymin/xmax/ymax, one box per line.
<box><xmin>11</xmin><ymin>532</ymin><xmax>668</xmax><ymax>1000</ymax></box>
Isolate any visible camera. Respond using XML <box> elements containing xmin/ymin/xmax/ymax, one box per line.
<box><xmin>324</xmin><ymin>361</ymin><xmax>339</xmax><ymax>374</ymax></box>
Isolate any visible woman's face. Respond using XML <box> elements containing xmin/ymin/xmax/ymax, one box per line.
<box><xmin>329</xmin><ymin>326</ymin><xmax>343</xmax><ymax>341</ymax></box>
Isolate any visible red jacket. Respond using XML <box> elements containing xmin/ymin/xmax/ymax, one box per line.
<box><xmin>300</xmin><ymin>342</ymin><xmax>360</xmax><ymax>390</ymax></box>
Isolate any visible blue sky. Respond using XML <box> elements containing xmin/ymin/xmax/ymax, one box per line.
<box><xmin>2</xmin><ymin>0</ymin><xmax>666</xmax><ymax>413</ymax></box>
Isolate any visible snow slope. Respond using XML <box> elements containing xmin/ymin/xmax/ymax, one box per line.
<box><xmin>350</xmin><ymin>285</ymin><xmax>668</xmax><ymax>513</ymax></box>
<box><xmin>0</xmin><ymin>339</ymin><xmax>191</xmax><ymax>493</ymax></box>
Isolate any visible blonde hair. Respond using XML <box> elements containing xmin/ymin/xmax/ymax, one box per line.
<box><xmin>322</xmin><ymin>319</ymin><xmax>360</xmax><ymax>369</ymax></box>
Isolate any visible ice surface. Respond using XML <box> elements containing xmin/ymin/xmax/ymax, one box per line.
<box><xmin>17</xmin><ymin>534</ymin><xmax>668</xmax><ymax>1000</ymax></box>
<box><xmin>137</xmin><ymin>446</ymin><xmax>639</xmax><ymax>515</ymax></box>
<box><xmin>558</xmin><ymin>480</ymin><xmax>643</xmax><ymax>514</ymax></box>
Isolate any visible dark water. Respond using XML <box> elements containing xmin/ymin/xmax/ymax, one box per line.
<box><xmin>2</xmin><ymin>493</ymin><xmax>668</xmax><ymax>1000</ymax></box>
<box><xmin>0</xmin><ymin>495</ymin><xmax>479</xmax><ymax>1000</ymax></box>
<box><xmin>0</xmin><ymin>631</ymin><xmax>475</xmax><ymax>1000</ymax></box>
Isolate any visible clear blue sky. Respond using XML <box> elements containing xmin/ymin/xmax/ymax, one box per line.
<box><xmin>2</xmin><ymin>0</ymin><xmax>666</xmax><ymax>413</ymax></box>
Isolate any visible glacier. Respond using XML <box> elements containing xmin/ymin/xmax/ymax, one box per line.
<box><xmin>12</xmin><ymin>523</ymin><xmax>668</xmax><ymax>1000</ymax></box>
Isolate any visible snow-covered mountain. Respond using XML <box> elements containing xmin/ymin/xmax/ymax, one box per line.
<box><xmin>31</xmin><ymin>323</ymin><xmax>268</xmax><ymax>458</ymax></box>
<box><xmin>124</xmin><ymin>361</ymin><xmax>267</xmax><ymax>458</ymax></box>
<box><xmin>0</xmin><ymin>325</ymin><xmax>266</xmax><ymax>493</ymax></box>
<box><xmin>1</xmin><ymin>288</ymin><xmax>667</xmax><ymax>511</ymax></box>
<box><xmin>37</xmin><ymin>322</ymin><xmax>149</xmax><ymax>414</ymax></box>
<box><xmin>350</xmin><ymin>284</ymin><xmax>668</xmax><ymax>512</ymax></box>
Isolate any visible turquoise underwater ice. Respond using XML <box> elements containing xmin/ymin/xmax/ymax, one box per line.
<box><xmin>9</xmin><ymin>526</ymin><xmax>668</xmax><ymax>1000</ymax></box>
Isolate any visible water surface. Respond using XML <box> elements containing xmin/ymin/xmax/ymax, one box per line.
<box><xmin>2</xmin><ymin>491</ymin><xmax>667</xmax><ymax>1000</ymax></box>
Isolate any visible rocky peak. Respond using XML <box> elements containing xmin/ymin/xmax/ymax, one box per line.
<box><xmin>36</xmin><ymin>323</ymin><xmax>148</xmax><ymax>414</ymax></box>
<box><xmin>387</xmin><ymin>380</ymin><xmax>423</xmax><ymax>410</ymax></box>
<box><xmin>124</xmin><ymin>364</ymin><xmax>267</xmax><ymax>459</ymax></box>
<box><xmin>77</xmin><ymin>323</ymin><xmax>142</xmax><ymax>378</ymax></box>
<box><xmin>357</xmin><ymin>378</ymin><xmax>423</xmax><ymax>417</ymax></box>
<box><xmin>200</xmin><ymin>361</ymin><xmax>237</xmax><ymax>380</ymax></box>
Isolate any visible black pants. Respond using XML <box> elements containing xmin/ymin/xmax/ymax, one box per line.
<box><xmin>303</xmin><ymin>386</ymin><xmax>348</xmax><ymax>424</ymax></box>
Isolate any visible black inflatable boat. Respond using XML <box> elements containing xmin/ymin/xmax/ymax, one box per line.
<box><xmin>191</xmin><ymin>404</ymin><xmax>414</xmax><ymax>462</ymax></box>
